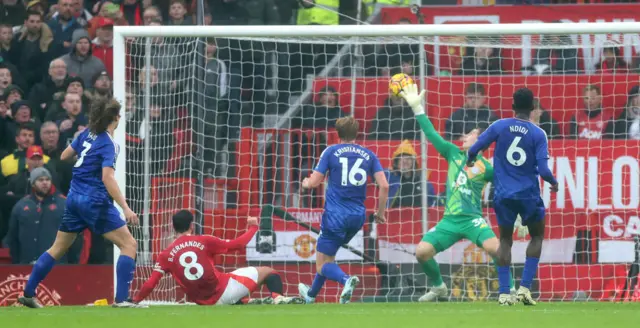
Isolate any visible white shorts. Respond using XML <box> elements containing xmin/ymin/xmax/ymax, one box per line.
<box><xmin>215</xmin><ymin>267</ymin><xmax>259</xmax><ymax>305</ymax></box>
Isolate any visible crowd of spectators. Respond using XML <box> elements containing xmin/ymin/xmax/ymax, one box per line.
<box><xmin>1</xmin><ymin>0</ymin><xmax>640</xmax><ymax>262</ymax></box>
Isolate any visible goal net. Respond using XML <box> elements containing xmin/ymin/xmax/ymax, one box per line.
<box><xmin>116</xmin><ymin>23</ymin><xmax>640</xmax><ymax>304</ymax></box>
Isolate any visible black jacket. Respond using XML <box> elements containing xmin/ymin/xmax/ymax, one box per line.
<box><xmin>28</xmin><ymin>75</ymin><xmax>70</xmax><ymax>121</ymax></box>
<box><xmin>445</xmin><ymin>106</ymin><xmax>498</xmax><ymax>141</ymax></box>
<box><xmin>369</xmin><ymin>98</ymin><xmax>419</xmax><ymax>140</ymax></box>
<box><xmin>5</xmin><ymin>189</ymin><xmax>82</xmax><ymax>264</ymax></box>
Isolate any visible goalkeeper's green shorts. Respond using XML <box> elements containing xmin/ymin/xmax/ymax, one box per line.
<box><xmin>421</xmin><ymin>215</ymin><xmax>496</xmax><ymax>253</ymax></box>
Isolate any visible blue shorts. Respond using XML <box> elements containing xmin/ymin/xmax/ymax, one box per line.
<box><xmin>59</xmin><ymin>192</ymin><xmax>126</xmax><ymax>235</ymax></box>
<box><xmin>316</xmin><ymin>211</ymin><xmax>365</xmax><ymax>257</ymax></box>
<box><xmin>493</xmin><ymin>197</ymin><xmax>545</xmax><ymax>227</ymax></box>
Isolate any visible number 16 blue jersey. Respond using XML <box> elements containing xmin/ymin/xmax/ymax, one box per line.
<box><xmin>314</xmin><ymin>143</ymin><xmax>383</xmax><ymax>216</ymax></box>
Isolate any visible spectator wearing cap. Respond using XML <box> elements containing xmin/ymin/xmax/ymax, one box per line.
<box><xmin>55</xmin><ymin>92</ymin><xmax>87</xmax><ymax>148</ymax></box>
<box><xmin>0</xmin><ymin>0</ymin><xmax>27</xmax><ymax>27</ymax></box>
<box><xmin>1</xmin><ymin>124</ymin><xmax>49</xmax><ymax>180</ymax></box>
<box><xmin>60</xmin><ymin>28</ymin><xmax>106</xmax><ymax>87</ymax></box>
<box><xmin>87</xmin><ymin>70</ymin><xmax>111</xmax><ymax>100</ymax></box>
<box><xmin>606</xmin><ymin>86</ymin><xmax>640</xmax><ymax>140</ymax></box>
<box><xmin>3</xmin><ymin>101</ymin><xmax>41</xmax><ymax>152</ymax></box>
<box><xmin>4</xmin><ymin>166</ymin><xmax>80</xmax><ymax>264</ymax></box>
<box><xmin>28</xmin><ymin>58</ymin><xmax>69</xmax><ymax>121</ymax></box>
<box><xmin>48</xmin><ymin>0</ymin><xmax>84</xmax><ymax>54</ymax></box>
<box><xmin>0</xmin><ymin>146</ymin><xmax>58</xmax><ymax>243</ymax></box>
<box><xmin>3</xmin><ymin>84</ymin><xmax>23</xmax><ymax>107</ymax></box>
<box><xmin>24</xmin><ymin>0</ymin><xmax>46</xmax><ymax>16</ymax></box>
<box><xmin>9</xmin><ymin>10</ymin><xmax>60</xmax><ymax>90</ymax></box>
<box><xmin>91</xmin><ymin>17</ymin><xmax>113</xmax><ymax>77</ymax></box>
<box><xmin>45</xmin><ymin>76</ymin><xmax>88</xmax><ymax>121</ymax></box>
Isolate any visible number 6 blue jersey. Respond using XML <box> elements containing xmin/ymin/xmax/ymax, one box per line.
<box><xmin>468</xmin><ymin>118</ymin><xmax>556</xmax><ymax>200</ymax></box>
<box><xmin>69</xmin><ymin>129</ymin><xmax>119</xmax><ymax>202</ymax></box>
<box><xmin>314</xmin><ymin>143</ymin><xmax>383</xmax><ymax>215</ymax></box>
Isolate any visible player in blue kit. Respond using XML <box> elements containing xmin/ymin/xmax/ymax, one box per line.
<box><xmin>18</xmin><ymin>98</ymin><xmax>144</xmax><ymax>308</ymax></box>
<box><xmin>466</xmin><ymin>88</ymin><xmax>559</xmax><ymax>306</ymax></box>
<box><xmin>297</xmin><ymin>117</ymin><xmax>389</xmax><ymax>304</ymax></box>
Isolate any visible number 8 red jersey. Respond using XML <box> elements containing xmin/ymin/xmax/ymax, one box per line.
<box><xmin>135</xmin><ymin>226</ymin><xmax>258</xmax><ymax>305</ymax></box>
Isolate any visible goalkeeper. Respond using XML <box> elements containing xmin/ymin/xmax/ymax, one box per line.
<box><xmin>399</xmin><ymin>84</ymin><xmax>515</xmax><ymax>302</ymax></box>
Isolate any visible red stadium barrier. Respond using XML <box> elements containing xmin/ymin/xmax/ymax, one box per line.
<box><xmin>311</xmin><ymin>75</ymin><xmax>638</xmax><ymax>133</ymax></box>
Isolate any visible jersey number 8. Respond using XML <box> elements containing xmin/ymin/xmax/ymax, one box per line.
<box><xmin>506</xmin><ymin>136</ymin><xmax>527</xmax><ymax>167</ymax></box>
<box><xmin>179</xmin><ymin>251</ymin><xmax>204</xmax><ymax>281</ymax></box>
<box><xmin>339</xmin><ymin>158</ymin><xmax>367</xmax><ymax>186</ymax></box>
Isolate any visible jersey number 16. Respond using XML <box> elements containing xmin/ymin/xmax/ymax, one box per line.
<box><xmin>339</xmin><ymin>158</ymin><xmax>367</xmax><ymax>186</ymax></box>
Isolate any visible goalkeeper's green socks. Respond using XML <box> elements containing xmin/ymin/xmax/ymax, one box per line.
<box><xmin>419</xmin><ymin>258</ymin><xmax>444</xmax><ymax>287</ymax></box>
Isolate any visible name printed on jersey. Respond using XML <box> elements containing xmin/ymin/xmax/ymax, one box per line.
<box><xmin>332</xmin><ymin>146</ymin><xmax>371</xmax><ymax>160</ymax></box>
<box><xmin>167</xmin><ymin>241</ymin><xmax>205</xmax><ymax>262</ymax></box>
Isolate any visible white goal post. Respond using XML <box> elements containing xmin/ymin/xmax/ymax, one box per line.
<box><xmin>113</xmin><ymin>22</ymin><xmax>640</xmax><ymax>303</ymax></box>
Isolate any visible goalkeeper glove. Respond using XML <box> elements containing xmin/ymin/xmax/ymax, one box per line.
<box><xmin>399</xmin><ymin>83</ymin><xmax>426</xmax><ymax>115</ymax></box>
<box><xmin>514</xmin><ymin>214</ymin><xmax>529</xmax><ymax>239</ymax></box>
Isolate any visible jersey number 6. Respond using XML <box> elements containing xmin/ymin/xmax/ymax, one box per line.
<box><xmin>339</xmin><ymin>158</ymin><xmax>367</xmax><ymax>186</ymax></box>
<box><xmin>506</xmin><ymin>136</ymin><xmax>527</xmax><ymax>167</ymax></box>
<box><xmin>179</xmin><ymin>251</ymin><xmax>204</xmax><ymax>281</ymax></box>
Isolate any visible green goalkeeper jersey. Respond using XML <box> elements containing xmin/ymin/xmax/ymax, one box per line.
<box><xmin>415</xmin><ymin>114</ymin><xmax>493</xmax><ymax>221</ymax></box>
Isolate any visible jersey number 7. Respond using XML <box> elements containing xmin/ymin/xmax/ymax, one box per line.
<box><xmin>74</xmin><ymin>141</ymin><xmax>93</xmax><ymax>168</ymax></box>
<box><xmin>339</xmin><ymin>158</ymin><xmax>367</xmax><ymax>186</ymax></box>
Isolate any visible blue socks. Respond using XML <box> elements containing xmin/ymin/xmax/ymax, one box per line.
<box><xmin>24</xmin><ymin>252</ymin><xmax>56</xmax><ymax>297</ymax></box>
<box><xmin>307</xmin><ymin>273</ymin><xmax>327</xmax><ymax>298</ymax></box>
<box><xmin>321</xmin><ymin>262</ymin><xmax>349</xmax><ymax>286</ymax></box>
<box><xmin>115</xmin><ymin>255</ymin><xmax>136</xmax><ymax>303</ymax></box>
<box><xmin>520</xmin><ymin>257</ymin><xmax>540</xmax><ymax>289</ymax></box>
<box><xmin>497</xmin><ymin>266</ymin><xmax>511</xmax><ymax>294</ymax></box>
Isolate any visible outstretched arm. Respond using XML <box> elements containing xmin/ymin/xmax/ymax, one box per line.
<box><xmin>467</xmin><ymin>123</ymin><xmax>499</xmax><ymax>166</ymax></box>
<box><xmin>208</xmin><ymin>224</ymin><xmax>259</xmax><ymax>251</ymax></box>
<box><xmin>133</xmin><ymin>271</ymin><xmax>162</xmax><ymax>303</ymax></box>
<box><xmin>400</xmin><ymin>83</ymin><xmax>459</xmax><ymax>160</ymax></box>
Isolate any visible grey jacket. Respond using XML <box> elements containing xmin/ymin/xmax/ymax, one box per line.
<box><xmin>59</xmin><ymin>29</ymin><xmax>106</xmax><ymax>87</ymax></box>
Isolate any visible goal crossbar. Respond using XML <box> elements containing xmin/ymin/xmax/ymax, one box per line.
<box><xmin>113</xmin><ymin>22</ymin><xmax>640</xmax><ymax>38</ymax></box>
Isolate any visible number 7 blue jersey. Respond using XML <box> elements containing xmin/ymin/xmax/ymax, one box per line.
<box><xmin>314</xmin><ymin>143</ymin><xmax>383</xmax><ymax>215</ymax></box>
<box><xmin>468</xmin><ymin>118</ymin><xmax>557</xmax><ymax>200</ymax></box>
<box><xmin>69</xmin><ymin>129</ymin><xmax>119</xmax><ymax>202</ymax></box>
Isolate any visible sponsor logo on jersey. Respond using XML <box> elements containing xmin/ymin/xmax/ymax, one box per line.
<box><xmin>0</xmin><ymin>274</ymin><xmax>62</xmax><ymax>307</ymax></box>
<box><xmin>293</xmin><ymin>234</ymin><xmax>317</xmax><ymax>259</ymax></box>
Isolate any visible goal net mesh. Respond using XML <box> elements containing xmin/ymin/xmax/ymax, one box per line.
<box><xmin>124</xmin><ymin>29</ymin><xmax>640</xmax><ymax>303</ymax></box>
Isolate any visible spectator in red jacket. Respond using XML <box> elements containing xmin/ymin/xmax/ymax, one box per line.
<box><xmin>596</xmin><ymin>41</ymin><xmax>629</xmax><ymax>74</ymax></box>
<box><xmin>91</xmin><ymin>16</ymin><xmax>113</xmax><ymax>78</ymax></box>
<box><xmin>569</xmin><ymin>84</ymin><xmax>616</xmax><ymax>139</ymax></box>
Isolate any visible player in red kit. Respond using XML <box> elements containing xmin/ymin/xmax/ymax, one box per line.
<box><xmin>133</xmin><ymin>210</ymin><xmax>301</xmax><ymax>305</ymax></box>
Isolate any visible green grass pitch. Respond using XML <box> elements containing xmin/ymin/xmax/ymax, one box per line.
<box><xmin>2</xmin><ymin>303</ymin><xmax>639</xmax><ymax>328</ymax></box>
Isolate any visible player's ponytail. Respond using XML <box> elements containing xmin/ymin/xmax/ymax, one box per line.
<box><xmin>88</xmin><ymin>97</ymin><xmax>121</xmax><ymax>134</ymax></box>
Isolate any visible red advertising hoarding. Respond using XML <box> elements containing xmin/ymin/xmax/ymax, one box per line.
<box><xmin>0</xmin><ymin>265</ymin><xmax>113</xmax><ymax>306</ymax></box>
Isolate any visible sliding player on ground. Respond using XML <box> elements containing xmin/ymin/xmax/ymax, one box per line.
<box><xmin>400</xmin><ymin>83</ymin><xmax>514</xmax><ymax>302</ymax></box>
<box><xmin>19</xmin><ymin>98</ymin><xmax>142</xmax><ymax>308</ymax></box>
<box><xmin>298</xmin><ymin>117</ymin><xmax>389</xmax><ymax>304</ymax></box>
<box><xmin>134</xmin><ymin>210</ymin><xmax>301</xmax><ymax>305</ymax></box>
<box><xmin>467</xmin><ymin>88</ymin><xmax>559</xmax><ymax>306</ymax></box>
